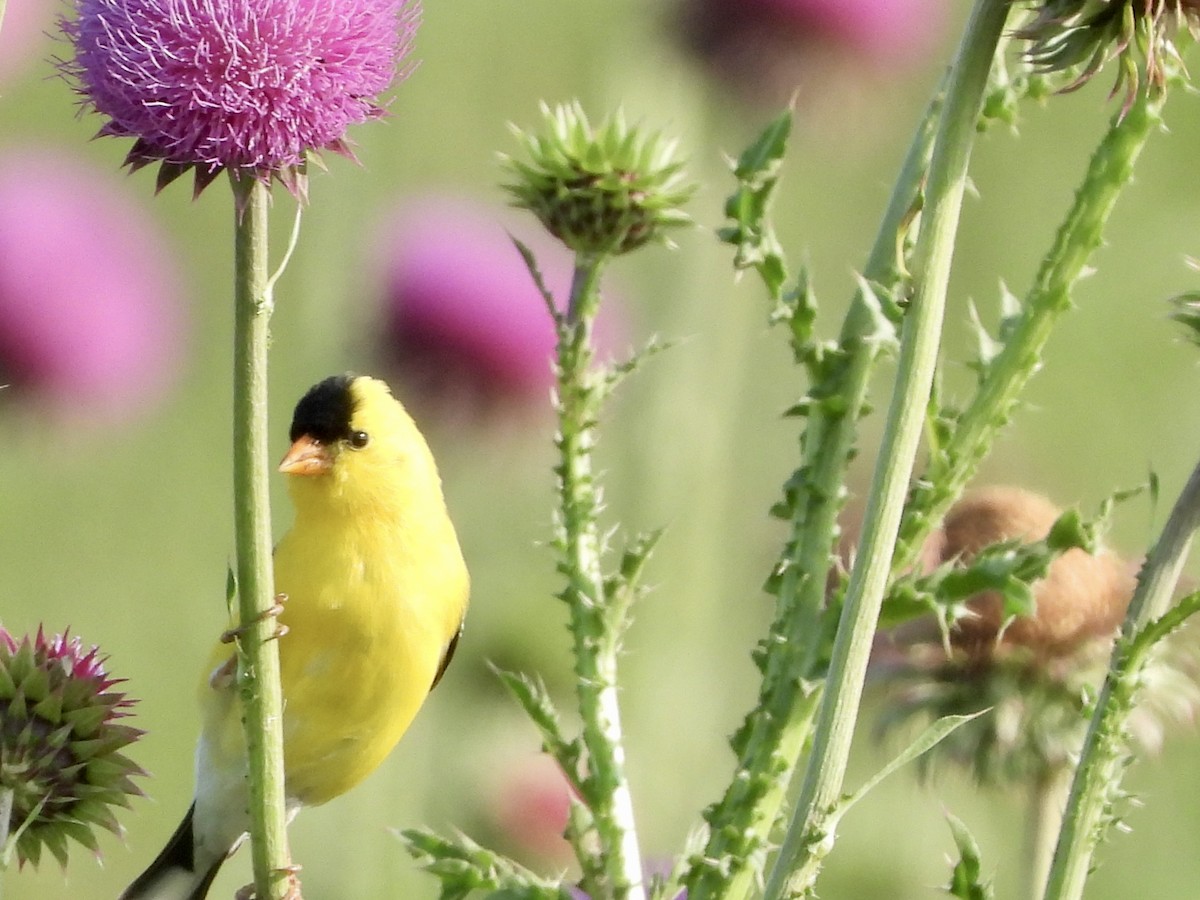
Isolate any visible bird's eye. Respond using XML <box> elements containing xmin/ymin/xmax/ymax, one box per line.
<box><xmin>348</xmin><ymin>430</ymin><xmax>370</xmax><ymax>449</ymax></box>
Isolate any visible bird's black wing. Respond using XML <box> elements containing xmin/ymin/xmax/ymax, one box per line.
<box><xmin>430</xmin><ymin>622</ymin><xmax>463</xmax><ymax>691</ymax></box>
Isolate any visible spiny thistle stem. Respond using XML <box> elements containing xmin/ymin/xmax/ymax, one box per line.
<box><xmin>893</xmin><ymin>65</ymin><xmax>1166</xmax><ymax>572</ymax></box>
<box><xmin>763</xmin><ymin>2</ymin><xmax>1011</xmax><ymax>896</ymax></box>
<box><xmin>556</xmin><ymin>253</ymin><xmax>644</xmax><ymax>900</ymax></box>
<box><xmin>232</xmin><ymin>178</ymin><xmax>293</xmax><ymax>900</ymax></box>
<box><xmin>686</xmin><ymin>88</ymin><xmax>941</xmax><ymax>900</ymax></box>
<box><xmin>1044</xmin><ymin>459</ymin><xmax>1200</xmax><ymax>900</ymax></box>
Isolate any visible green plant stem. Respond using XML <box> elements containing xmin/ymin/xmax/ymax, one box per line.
<box><xmin>0</xmin><ymin>786</ymin><xmax>12</xmax><ymax>877</ymax></box>
<box><xmin>1044</xmin><ymin>458</ymin><xmax>1200</xmax><ymax>900</ymax></box>
<box><xmin>685</xmin><ymin>77</ymin><xmax>943</xmax><ymax>900</ymax></box>
<box><xmin>763</xmin><ymin>3</ymin><xmax>1010</xmax><ymax>897</ymax></box>
<box><xmin>232</xmin><ymin>179</ymin><xmax>293</xmax><ymax>900</ymax></box>
<box><xmin>893</xmin><ymin>76</ymin><xmax>1166</xmax><ymax>572</ymax></box>
<box><xmin>1025</xmin><ymin>768</ymin><xmax>1070</xmax><ymax>900</ymax></box>
<box><xmin>557</xmin><ymin>254</ymin><xmax>644</xmax><ymax>900</ymax></box>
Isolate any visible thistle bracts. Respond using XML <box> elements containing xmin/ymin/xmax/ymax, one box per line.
<box><xmin>1017</xmin><ymin>0</ymin><xmax>1199</xmax><ymax>107</ymax></box>
<box><xmin>0</xmin><ymin>626</ymin><xmax>143</xmax><ymax>869</ymax></box>
<box><xmin>501</xmin><ymin>102</ymin><xmax>693</xmax><ymax>257</ymax></box>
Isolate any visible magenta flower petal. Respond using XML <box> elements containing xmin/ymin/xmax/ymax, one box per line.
<box><xmin>679</xmin><ymin>0</ymin><xmax>947</xmax><ymax>105</ymax></box>
<box><xmin>748</xmin><ymin>0</ymin><xmax>944</xmax><ymax>61</ymax></box>
<box><xmin>63</xmin><ymin>0</ymin><xmax>417</xmax><ymax>194</ymax></box>
<box><xmin>374</xmin><ymin>195</ymin><xmax>627</xmax><ymax>413</ymax></box>
<box><xmin>0</xmin><ymin>147</ymin><xmax>185</xmax><ymax>424</ymax></box>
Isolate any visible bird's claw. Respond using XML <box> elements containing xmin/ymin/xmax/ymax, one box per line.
<box><xmin>221</xmin><ymin>593</ymin><xmax>290</xmax><ymax>644</ymax></box>
<box><xmin>234</xmin><ymin>865</ymin><xmax>303</xmax><ymax>900</ymax></box>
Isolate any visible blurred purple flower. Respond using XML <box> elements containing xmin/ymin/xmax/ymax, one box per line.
<box><xmin>748</xmin><ymin>0</ymin><xmax>943</xmax><ymax>60</ymax></box>
<box><xmin>0</xmin><ymin>0</ymin><xmax>57</xmax><ymax>84</ymax></box>
<box><xmin>62</xmin><ymin>0</ymin><xmax>418</xmax><ymax>198</ymax></box>
<box><xmin>372</xmin><ymin>195</ymin><xmax>627</xmax><ymax>420</ymax></box>
<box><xmin>0</xmin><ymin>148</ymin><xmax>185</xmax><ymax>425</ymax></box>
<box><xmin>678</xmin><ymin>0</ymin><xmax>947</xmax><ymax>106</ymax></box>
<box><xmin>488</xmin><ymin>752</ymin><xmax>574</xmax><ymax>862</ymax></box>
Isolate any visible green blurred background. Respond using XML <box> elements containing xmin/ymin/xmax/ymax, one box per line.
<box><xmin>5</xmin><ymin>2</ymin><xmax>1200</xmax><ymax>897</ymax></box>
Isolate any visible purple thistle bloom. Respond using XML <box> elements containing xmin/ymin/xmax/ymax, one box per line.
<box><xmin>0</xmin><ymin>147</ymin><xmax>185</xmax><ymax>426</ymax></box>
<box><xmin>62</xmin><ymin>0</ymin><xmax>418</xmax><ymax>198</ymax></box>
<box><xmin>373</xmin><ymin>195</ymin><xmax>628</xmax><ymax>422</ymax></box>
<box><xmin>678</xmin><ymin>0</ymin><xmax>946</xmax><ymax>106</ymax></box>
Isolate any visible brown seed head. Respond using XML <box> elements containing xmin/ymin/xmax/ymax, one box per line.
<box><xmin>933</xmin><ymin>486</ymin><xmax>1135</xmax><ymax>657</ymax></box>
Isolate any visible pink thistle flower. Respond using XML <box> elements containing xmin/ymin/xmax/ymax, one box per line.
<box><xmin>0</xmin><ymin>147</ymin><xmax>185</xmax><ymax>426</ymax></box>
<box><xmin>678</xmin><ymin>0</ymin><xmax>946</xmax><ymax>106</ymax></box>
<box><xmin>487</xmin><ymin>753</ymin><xmax>574</xmax><ymax>862</ymax></box>
<box><xmin>61</xmin><ymin>0</ymin><xmax>418</xmax><ymax>199</ymax></box>
<box><xmin>372</xmin><ymin>194</ymin><xmax>628</xmax><ymax>423</ymax></box>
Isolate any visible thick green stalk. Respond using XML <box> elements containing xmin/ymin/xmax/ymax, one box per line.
<box><xmin>557</xmin><ymin>255</ymin><xmax>644</xmax><ymax>900</ymax></box>
<box><xmin>1044</xmin><ymin>458</ymin><xmax>1200</xmax><ymax>900</ymax></box>
<box><xmin>763</xmin><ymin>2</ymin><xmax>1010</xmax><ymax>896</ymax></box>
<box><xmin>232</xmin><ymin>180</ymin><xmax>293</xmax><ymax>900</ymax></box>
<box><xmin>1025</xmin><ymin>768</ymin><xmax>1070</xmax><ymax>900</ymax></box>
<box><xmin>685</xmin><ymin>82</ymin><xmax>942</xmax><ymax>900</ymax></box>
<box><xmin>894</xmin><ymin>81</ymin><xmax>1166</xmax><ymax>571</ymax></box>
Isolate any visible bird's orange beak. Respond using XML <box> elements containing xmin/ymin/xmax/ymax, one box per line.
<box><xmin>278</xmin><ymin>435</ymin><xmax>334</xmax><ymax>476</ymax></box>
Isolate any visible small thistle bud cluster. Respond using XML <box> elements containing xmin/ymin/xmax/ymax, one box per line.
<box><xmin>501</xmin><ymin>102</ymin><xmax>694</xmax><ymax>257</ymax></box>
<box><xmin>0</xmin><ymin>626</ymin><xmax>143</xmax><ymax>868</ymax></box>
<box><xmin>1017</xmin><ymin>0</ymin><xmax>1200</xmax><ymax>107</ymax></box>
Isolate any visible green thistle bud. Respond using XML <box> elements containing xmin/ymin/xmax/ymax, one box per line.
<box><xmin>0</xmin><ymin>626</ymin><xmax>144</xmax><ymax>869</ymax></box>
<box><xmin>1017</xmin><ymin>0</ymin><xmax>1200</xmax><ymax>108</ymax></box>
<box><xmin>501</xmin><ymin>101</ymin><xmax>694</xmax><ymax>256</ymax></box>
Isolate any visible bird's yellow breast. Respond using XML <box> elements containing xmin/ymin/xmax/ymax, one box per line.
<box><xmin>270</xmin><ymin>502</ymin><xmax>467</xmax><ymax>805</ymax></box>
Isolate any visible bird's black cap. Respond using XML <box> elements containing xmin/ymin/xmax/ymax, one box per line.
<box><xmin>290</xmin><ymin>374</ymin><xmax>358</xmax><ymax>443</ymax></box>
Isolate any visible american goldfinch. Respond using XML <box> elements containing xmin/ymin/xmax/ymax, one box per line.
<box><xmin>122</xmin><ymin>374</ymin><xmax>469</xmax><ymax>899</ymax></box>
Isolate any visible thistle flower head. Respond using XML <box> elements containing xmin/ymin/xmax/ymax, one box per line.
<box><xmin>0</xmin><ymin>626</ymin><xmax>144</xmax><ymax>868</ymax></box>
<box><xmin>62</xmin><ymin>0</ymin><xmax>418</xmax><ymax>199</ymax></box>
<box><xmin>501</xmin><ymin>102</ymin><xmax>694</xmax><ymax>257</ymax></box>
<box><xmin>874</xmin><ymin>487</ymin><xmax>1199</xmax><ymax>784</ymax></box>
<box><xmin>0</xmin><ymin>147</ymin><xmax>184</xmax><ymax>426</ymax></box>
<box><xmin>374</xmin><ymin>195</ymin><xmax>628</xmax><ymax>418</ymax></box>
<box><xmin>1017</xmin><ymin>0</ymin><xmax>1200</xmax><ymax>109</ymax></box>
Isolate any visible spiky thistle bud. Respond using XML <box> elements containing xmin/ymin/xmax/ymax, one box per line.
<box><xmin>0</xmin><ymin>626</ymin><xmax>144</xmax><ymax>869</ymax></box>
<box><xmin>501</xmin><ymin>102</ymin><xmax>694</xmax><ymax>257</ymax></box>
<box><xmin>1017</xmin><ymin>0</ymin><xmax>1200</xmax><ymax>109</ymax></box>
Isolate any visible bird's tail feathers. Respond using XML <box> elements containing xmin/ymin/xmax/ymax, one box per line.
<box><xmin>120</xmin><ymin>803</ymin><xmax>225</xmax><ymax>900</ymax></box>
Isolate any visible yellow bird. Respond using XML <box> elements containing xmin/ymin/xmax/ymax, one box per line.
<box><xmin>122</xmin><ymin>374</ymin><xmax>469</xmax><ymax>899</ymax></box>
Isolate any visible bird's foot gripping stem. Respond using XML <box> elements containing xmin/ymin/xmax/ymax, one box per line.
<box><xmin>234</xmin><ymin>865</ymin><xmax>303</xmax><ymax>900</ymax></box>
<box><xmin>221</xmin><ymin>592</ymin><xmax>290</xmax><ymax>644</ymax></box>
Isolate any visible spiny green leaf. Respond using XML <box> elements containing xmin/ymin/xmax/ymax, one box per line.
<box><xmin>944</xmin><ymin>814</ymin><xmax>994</xmax><ymax>899</ymax></box>
<box><xmin>839</xmin><ymin>712</ymin><xmax>987</xmax><ymax>818</ymax></box>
